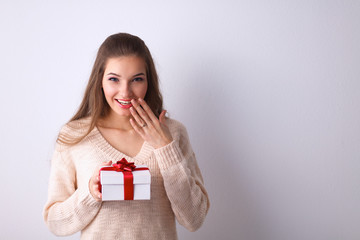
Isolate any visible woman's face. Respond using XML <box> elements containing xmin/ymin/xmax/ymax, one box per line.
<box><xmin>102</xmin><ymin>56</ymin><xmax>148</xmax><ymax>117</ymax></box>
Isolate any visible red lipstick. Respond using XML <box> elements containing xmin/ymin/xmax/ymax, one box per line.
<box><xmin>116</xmin><ymin>99</ymin><xmax>133</xmax><ymax>109</ymax></box>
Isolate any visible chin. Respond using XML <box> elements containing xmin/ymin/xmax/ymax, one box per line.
<box><xmin>115</xmin><ymin>110</ymin><xmax>132</xmax><ymax>117</ymax></box>
<box><xmin>121</xmin><ymin>108</ymin><xmax>134</xmax><ymax>116</ymax></box>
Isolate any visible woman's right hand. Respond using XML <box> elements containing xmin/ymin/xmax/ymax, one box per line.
<box><xmin>89</xmin><ymin>160</ymin><xmax>112</xmax><ymax>202</ymax></box>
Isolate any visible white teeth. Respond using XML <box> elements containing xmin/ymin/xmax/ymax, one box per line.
<box><xmin>117</xmin><ymin>99</ymin><xmax>131</xmax><ymax>105</ymax></box>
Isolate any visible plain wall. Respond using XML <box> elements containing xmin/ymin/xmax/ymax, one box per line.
<box><xmin>1</xmin><ymin>1</ymin><xmax>359</xmax><ymax>239</ymax></box>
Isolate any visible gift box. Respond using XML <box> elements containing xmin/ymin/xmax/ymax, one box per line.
<box><xmin>100</xmin><ymin>158</ymin><xmax>151</xmax><ymax>201</ymax></box>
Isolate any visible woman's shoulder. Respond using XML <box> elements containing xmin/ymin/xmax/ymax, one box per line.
<box><xmin>165</xmin><ymin>118</ymin><xmax>190</xmax><ymax>140</ymax></box>
<box><xmin>57</xmin><ymin>116</ymin><xmax>93</xmax><ymax>143</ymax></box>
<box><xmin>60</xmin><ymin>116</ymin><xmax>92</xmax><ymax>133</ymax></box>
<box><xmin>165</xmin><ymin>118</ymin><xmax>194</xmax><ymax>155</ymax></box>
<box><xmin>166</xmin><ymin>118</ymin><xmax>186</xmax><ymax>131</ymax></box>
<box><xmin>55</xmin><ymin>116</ymin><xmax>93</xmax><ymax>151</ymax></box>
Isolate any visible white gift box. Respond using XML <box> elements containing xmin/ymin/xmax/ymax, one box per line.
<box><xmin>100</xmin><ymin>165</ymin><xmax>151</xmax><ymax>201</ymax></box>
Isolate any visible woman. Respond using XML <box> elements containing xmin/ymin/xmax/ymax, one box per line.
<box><xmin>43</xmin><ymin>33</ymin><xmax>209</xmax><ymax>239</ymax></box>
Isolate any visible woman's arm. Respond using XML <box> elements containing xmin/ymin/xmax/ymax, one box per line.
<box><xmin>154</xmin><ymin>123</ymin><xmax>210</xmax><ymax>231</ymax></box>
<box><xmin>128</xmin><ymin>98</ymin><xmax>210</xmax><ymax>231</ymax></box>
<box><xmin>43</xmin><ymin>147</ymin><xmax>102</xmax><ymax>236</ymax></box>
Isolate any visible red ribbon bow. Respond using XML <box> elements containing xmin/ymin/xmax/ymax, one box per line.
<box><xmin>99</xmin><ymin>158</ymin><xmax>148</xmax><ymax>200</ymax></box>
<box><xmin>112</xmin><ymin>158</ymin><xmax>136</xmax><ymax>172</ymax></box>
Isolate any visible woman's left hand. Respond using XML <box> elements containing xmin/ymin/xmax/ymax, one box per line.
<box><xmin>129</xmin><ymin>98</ymin><xmax>173</xmax><ymax>149</ymax></box>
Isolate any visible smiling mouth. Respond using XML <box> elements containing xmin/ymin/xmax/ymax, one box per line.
<box><xmin>116</xmin><ymin>99</ymin><xmax>133</xmax><ymax>109</ymax></box>
<box><xmin>116</xmin><ymin>99</ymin><xmax>131</xmax><ymax>105</ymax></box>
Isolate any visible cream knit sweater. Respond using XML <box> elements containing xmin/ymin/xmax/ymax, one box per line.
<box><xmin>43</xmin><ymin>117</ymin><xmax>209</xmax><ymax>239</ymax></box>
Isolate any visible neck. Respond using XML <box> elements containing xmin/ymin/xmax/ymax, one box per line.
<box><xmin>97</xmin><ymin>112</ymin><xmax>133</xmax><ymax>131</ymax></box>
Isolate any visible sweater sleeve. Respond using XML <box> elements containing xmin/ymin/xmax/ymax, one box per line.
<box><xmin>43</xmin><ymin>145</ymin><xmax>102</xmax><ymax>236</ymax></box>
<box><xmin>153</xmin><ymin>122</ymin><xmax>210</xmax><ymax>231</ymax></box>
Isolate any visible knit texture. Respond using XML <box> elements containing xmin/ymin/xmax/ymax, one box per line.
<box><xmin>43</xmin><ymin>117</ymin><xmax>209</xmax><ymax>240</ymax></box>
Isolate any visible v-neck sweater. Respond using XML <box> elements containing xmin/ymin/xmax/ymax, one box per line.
<box><xmin>43</xmin><ymin>117</ymin><xmax>209</xmax><ymax>240</ymax></box>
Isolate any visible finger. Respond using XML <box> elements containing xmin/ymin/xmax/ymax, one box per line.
<box><xmin>93</xmin><ymin>184</ymin><xmax>102</xmax><ymax>201</ymax></box>
<box><xmin>130</xmin><ymin>107</ymin><xmax>147</xmax><ymax>128</ymax></box>
<box><xmin>92</xmin><ymin>175</ymin><xmax>99</xmax><ymax>184</ymax></box>
<box><xmin>98</xmin><ymin>161</ymin><xmax>112</xmax><ymax>169</ymax></box>
<box><xmin>103</xmin><ymin>160</ymin><xmax>112</xmax><ymax>166</ymax></box>
<box><xmin>94</xmin><ymin>161</ymin><xmax>111</xmax><ymax>200</ymax></box>
<box><xmin>130</xmin><ymin>118</ymin><xmax>146</xmax><ymax>138</ymax></box>
<box><xmin>92</xmin><ymin>176</ymin><xmax>101</xmax><ymax>193</ymax></box>
<box><xmin>131</xmin><ymin>99</ymin><xmax>153</xmax><ymax>125</ymax></box>
<box><xmin>96</xmin><ymin>175</ymin><xmax>103</xmax><ymax>198</ymax></box>
<box><xmin>92</xmin><ymin>192</ymin><xmax>102</xmax><ymax>202</ymax></box>
<box><xmin>96</xmin><ymin>161</ymin><xmax>112</xmax><ymax>180</ymax></box>
<box><xmin>92</xmin><ymin>181</ymin><xmax>100</xmax><ymax>193</ymax></box>
<box><xmin>138</xmin><ymin>98</ymin><xmax>159</xmax><ymax>123</ymax></box>
<box><xmin>90</xmin><ymin>177</ymin><xmax>102</xmax><ymax>202</ymax></box>
<box><xmin>159</xmin><ymin>110</ymin><xmax>167</xmax><ymax>125</ymax></box>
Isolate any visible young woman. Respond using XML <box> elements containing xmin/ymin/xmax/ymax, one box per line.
<box><xmin>43</xmin><ymin>33</ymin><xmax>209</xmax><ymax>239</ymax></box>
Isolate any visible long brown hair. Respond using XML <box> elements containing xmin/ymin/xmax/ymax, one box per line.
<box><xmin>57</xmin><ymin>33</ymin><xmax>163</xmax><ymax>146</ymax></box>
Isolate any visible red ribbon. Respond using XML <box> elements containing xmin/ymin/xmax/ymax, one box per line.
<box><xmin>99</xmin><ymin>158</ymin><xmax>149</xmax><ymax>200</ymax></box>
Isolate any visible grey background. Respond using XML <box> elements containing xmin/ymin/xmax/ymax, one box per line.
<box><xmin>1</xmin><ymin>1</ymin><xmax>359</xmax><ymax>239</ymax></box>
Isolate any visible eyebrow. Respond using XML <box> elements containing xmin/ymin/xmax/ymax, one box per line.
<box><xmin>106</xmin><ymin>72</ymin><xmax>145</xmax><ymax>77</ymax></box>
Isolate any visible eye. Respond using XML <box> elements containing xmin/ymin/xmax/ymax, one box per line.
<box><xmin>132</xmin><ymin>77</ymin><xmax>144</xmax><ymax>82</ymax></box>
<box><xmin>109</xmin><ymin>77</ymin><xmax>119</xmax><ymax>82</ymax></box>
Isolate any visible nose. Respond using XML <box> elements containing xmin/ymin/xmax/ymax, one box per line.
<box><xmin>118</xmin><ymin>81</ymin><xmax>132</xmax><ymax>98</ymax></box>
